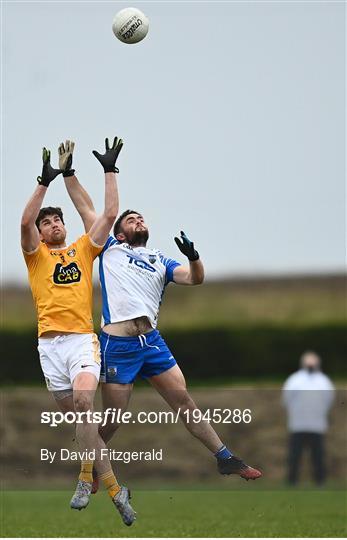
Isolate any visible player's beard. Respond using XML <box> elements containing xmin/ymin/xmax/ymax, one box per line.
<box><xmin>126</xmin><ymin>229</ymin><xmax>149</xmax><ymax>247</ymax></box>
<box><xmin>48</xmin><ymin>230</ymin><xmax>66</xmax><ymax>246</ymax></box>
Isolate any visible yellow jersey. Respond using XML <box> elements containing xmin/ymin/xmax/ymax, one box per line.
<box><xmin>23</xmin><ymin>234</ymin><xmax>103</xmax><ymax>336</ymax></box>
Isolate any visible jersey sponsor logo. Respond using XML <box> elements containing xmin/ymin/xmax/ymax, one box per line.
<box><xmin>126</xmin><ymin>255</ymin><xmax>156</xmax><ymax>273</ymax></box>
<box><xmin>53</xmin><ymin>262</ymin><xmax>81</xmax><ymax>284</ymax></box>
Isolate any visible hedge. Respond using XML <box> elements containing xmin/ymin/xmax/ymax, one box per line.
<box><xmin>1</xmin><ymin>324</ymin><xmax>346</xmax><ymax>384</ymax></box>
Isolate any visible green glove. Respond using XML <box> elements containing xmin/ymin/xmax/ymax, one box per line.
<box><xmin>37</xmin><ymin>148</ymin><xmax>62</xmax><ymax>187</ymax></box>
<box><xmin>92</xmin><ymin>137</ymin><xmax>123</xmax><ymax>173</ymax></box>
<box><xmin>58</xmin><ymin>140</ymin><xmax>75</xmax><ymax>177</ymax></box>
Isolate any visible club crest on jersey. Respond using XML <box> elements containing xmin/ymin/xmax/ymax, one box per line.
<box><xmin>53</xmin><ymin>262</ymin><xmax>81</xmax><ymax>284</ymax></box>
<box><xmin>148</xmin><ymin>254</ymin><xmax>156</xmax><ymax>264</ymax></box>
<box><xmin>67</xmin><ymin>249</ymin><xmax>76</xmax><ymax>257</ymax></box>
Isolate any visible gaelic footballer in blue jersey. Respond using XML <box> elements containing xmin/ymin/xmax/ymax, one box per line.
<box><xmin>64</xmin><ymin>152</ymin><xmax>262</xmax><ymax>496</ymax></box>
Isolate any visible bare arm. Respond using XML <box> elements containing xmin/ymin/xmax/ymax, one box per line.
<box><xmin>88</xmin><ymin>172</ymin><xmax>119</xmax><ymax>246</ymax></box>
<box><xmin>21</xmin><ymin>148</ymin><xmax>61</xmax><ymax>252</ymax></box>
<box><xmin>173</xmin><ymin>259</ymin><xmax>204</xmax><ymax>285</ymax></box>
<box><xmin>21</xmin><ymin>185</ymin><xmax>47</xmax><ymax>252</ymax></box>
<box><xmin>64</xmin><ymin>175</ymin><xmax>97</xmax><ymax>232</ymax></box>
<box><xmin>59</xmin><ymin>140</ymin><xmax>97</xmax><ymax>232</ymax></box>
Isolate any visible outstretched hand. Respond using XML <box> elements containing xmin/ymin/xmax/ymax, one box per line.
<box><xmin>174</xmin><ymin>231</ymin><xmax>200</xmax><ymax>261</ymax></box>
<box><xmin>37</xmin><ymin>148</ymin><xmax>62</xmax><ymax>187</ymax></box>
<box><xmin>58</xmin><ymin>140</ymin><xmax>75</xmax><ymax>177</ymax></box>
<box><xmin>92</xmin><ymin>137</ymin><xmax>123</xmax><ymax>173</ymax></box>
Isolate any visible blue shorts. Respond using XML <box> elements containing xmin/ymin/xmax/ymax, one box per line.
<box><xmin>100</xmin><ymin>329</ymin><xmax>177</xmax><ymax>384</ymax></box>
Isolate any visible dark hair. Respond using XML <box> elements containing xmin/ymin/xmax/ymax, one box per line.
<box><xmin>35</xmin><ymin>207</ymin><xmax>65</xmax><ymax>230</ymax></box>
<box><xmin>113</xmin><ymin>209</ymin><xmax>141</xmax><ymax>237</ymax></box>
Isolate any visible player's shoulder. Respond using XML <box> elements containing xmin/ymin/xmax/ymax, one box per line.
<box><xmin>152</xmin><ymin>250</ymin><xmax>169</xmax><ymax>266</ymax></box>
<box><xmin>22</xmin><ymin>240</ymin><xmax>47</xmax><ymax>259</ymax></box>
<box><xmin>69</xmin><ymin>234</ymin><xmax>90</xmax><ymax>250</ymax></box>
<box><xmin>156</xmin><ymin>250</ymin><xmax>181</xmax><ymax>268</ymax></box>
<box><xmin>155</xmin><ymin>249</ymin><xmax>168</xmax><ymax>260</ymax></box>
<box><xmin>100</xmin><ymin>234</ymin><xmax>122</xmax><ymax>253</ymax></box>
<box><xmin>69</xmin><ymin>233</ymin><xmax>101</xmax><ymax>250</ymax></box>
<box><xmin>151</xmin><ymin>248</ymin><xmax>163</xmax><ymax>257</ymax></box>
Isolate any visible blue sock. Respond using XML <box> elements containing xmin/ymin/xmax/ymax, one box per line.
<box><xmin>215</xmin><ymin>445</ymin><xmax>233</xmax><ymax>460</ymax></box>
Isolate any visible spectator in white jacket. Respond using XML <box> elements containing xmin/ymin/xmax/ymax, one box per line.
<box><xmin>282</xmin><ymin>351</ymin><xmax>335</xmax><ymax>485</ymax></box>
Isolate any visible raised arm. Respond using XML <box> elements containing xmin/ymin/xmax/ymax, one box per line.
<box><xmin>21</xmin><ymin>148</ymin><xmax>61</xmax><ymax>252</ymax></box>
<box><xmin>64</xmin><ymin>174</ymin><xmax>97</xmax><ymax>232</ymax></box>
<box><xmin>172</xmin><ymin>231</ymin><xmax>204</xmax><ymax>285</ymax></box>
<box><xmin>87</xmin><ymin>137</ymin><xmax>123</xmax><ymax>246</ymax></box>
<box><xmin>59</xmin><ymin>141</ymin><xmax>97</xmax><ymax>232</ymax></box>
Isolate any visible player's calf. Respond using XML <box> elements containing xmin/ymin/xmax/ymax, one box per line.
<box><xmin>91</xmin><ymin>467</ymin><xmax>99</xmax><ymax>494</ymax></box>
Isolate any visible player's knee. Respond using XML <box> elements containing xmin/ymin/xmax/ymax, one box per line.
<box><xmin>73</xmin><ymin>395</ymin><xmax>92</xmax><ymax>413</ymax></box>
<box><xmin>176</xmin><ymin>392</ymin><xmax>195</xmax><ymax>413</ymax></box>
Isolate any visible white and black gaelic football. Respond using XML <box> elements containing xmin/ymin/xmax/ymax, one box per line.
<box><xmin>112</xmin><ymin>7</ymin><xmax>149</xmax><ymax>44</ymax></box>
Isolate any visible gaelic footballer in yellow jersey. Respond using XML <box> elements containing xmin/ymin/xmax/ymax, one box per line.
<box><xmin>20</xmin><ymin>140</ymin><xmax>136</xmax><ymax>524</ymax></box>
<box><xmin>23</xmin><ymin>230</ymin><xmax>102</xmax><ymax>336</ymax></box>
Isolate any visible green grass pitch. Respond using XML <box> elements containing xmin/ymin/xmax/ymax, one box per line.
<box><xmin>1</xmin><ymin>489</ymin><xmax>346</xmax><ymax>537</ymax></box>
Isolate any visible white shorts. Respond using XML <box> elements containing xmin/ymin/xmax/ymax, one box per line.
<box><xmin>38</xmin><ymin>333</ymin><xmax>101</xmax><ymax>392</ymax></box>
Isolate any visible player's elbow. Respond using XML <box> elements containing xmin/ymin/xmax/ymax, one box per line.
<box><xmin>105</xmin><ymin>200</ymin><xmax>118</xmax><ymax>219</ymax></box>
<box><xmin>104</xmin><ymin>206</ymin><xmax>118</xmax><ymax>223</ymax></box>
<box><xmin>21</xmin><ymin>216</ymin><xmax>33</xmax><ymax>229</ymax></box>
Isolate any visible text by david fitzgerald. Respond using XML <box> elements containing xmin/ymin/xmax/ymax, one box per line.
<box><xmin>41</xmin><ymin>448</ymin><xmax>163</xmax><ymax>464</ymax></box>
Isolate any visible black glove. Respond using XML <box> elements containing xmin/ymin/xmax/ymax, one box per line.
<box><xmin>58</xmin><ymin>140</ymin><xmax>75</xmax><ymax>177</ymax></box>
<box><xmin>174</xmin><ymin>231</ymin><xmax>200</xmax><ymax>261</ymax></box>
<box><xmin>92</xmin><ymin>137</ymin><xmax>123</xmax><ymax>173</ymax></box>
<box><xmin>37</xmin><ymin>148</ymin><xmax>62</xmax><ymax>187</ymax></box>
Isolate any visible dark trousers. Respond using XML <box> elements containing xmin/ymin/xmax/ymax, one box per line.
<box><xmin>287</xmin><ymin>432</ymin><xmax>326</xmax><ymax>485</ymax></box>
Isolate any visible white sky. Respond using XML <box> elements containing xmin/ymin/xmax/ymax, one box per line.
<box><xmin>2</xmin><ymin>0</ymin><xmax>345</xmax><ymax>282</ymax></box>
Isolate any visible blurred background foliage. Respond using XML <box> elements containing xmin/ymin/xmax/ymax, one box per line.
<box><xmin>1</xmin><ymin>274</ymin><xmax>346</xmax><ymax>383</ymax></box>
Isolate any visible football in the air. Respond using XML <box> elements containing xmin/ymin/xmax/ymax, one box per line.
<box><xmin>112</xmin><ymin>7</ymin><xmax>149</xmax><ymax>44</ymax></box>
